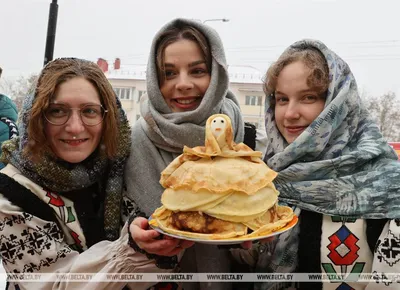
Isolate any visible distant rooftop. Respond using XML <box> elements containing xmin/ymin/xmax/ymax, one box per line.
<box><xmin>100</xmin><ymin>58</ymin><xmax>262</xmax><ymax>84</ymax></box>
<box><xmin>105</xmin><ymin>64</ymin><xmax>147</xmax><ymax>80</ymax></box>
<box><xmin>227</xmin><ymin>65</ymin><xmax>263</xmax><ymax>84</ymax></box>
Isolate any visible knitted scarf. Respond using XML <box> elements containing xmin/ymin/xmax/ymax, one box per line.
<box><xmin>1</xmin><ymin>69</ymin><xmax>131</xmax><ymax>241</ymax></box>
<box><xmin>255</xmin><ymin>39</ymin><xmax>400</xmax><ymax>290</ymax></box>
<box><xmin>124</xmin><ymin>18</ymin><xmax>244</xmax><ymax>290</ymax></box>
<box><xmin>125</xmin><ymin>18</ymin><xmax>244</xmax><ymax>216</ymax></box>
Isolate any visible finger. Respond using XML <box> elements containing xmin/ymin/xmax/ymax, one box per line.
<box><xmin>132</xmin><ymin>217</ymin><xmax>149</xmax><ymax>229</ymax></box>
<box><xmin>130</xmin><ymin>224</ymin><xmax>160</xmax><ymax>242</ymax></box>
<box><xmin>149</xmin><ymin>239</ymin><xmax>193</xmax><ymax>257</ymax></box>
<box><xmin>160</xmin><ymin>241</ymin><xmax>189</xmax><ymax>257</ymax></box>
<box><xmin>143</xmin><ymin>238</ymin><xmax>179</xmax><ymax>254</ymax></box>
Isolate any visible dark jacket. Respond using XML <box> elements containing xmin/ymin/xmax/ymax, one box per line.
<box><xmin>0</xmin><ymin>94</ymin><xmax>18</xmax><ymax>169</ymax></box>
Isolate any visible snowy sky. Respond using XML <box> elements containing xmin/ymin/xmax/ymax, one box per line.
<box><xmin>1</xmin><ymin>0</ymin><xmax>399</xmax><ymax>97</ymax></box>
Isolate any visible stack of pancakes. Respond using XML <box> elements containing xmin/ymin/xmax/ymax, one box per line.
<box><xmin>150</xmin><ymin>114</ymin><xmax>294</xmax><ymax>240</ymax></box>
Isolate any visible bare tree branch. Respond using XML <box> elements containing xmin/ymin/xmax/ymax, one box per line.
<box><xmin>364</xmin><ymin>91</ymin><xmax>400</xmax><ymax>141</ymax></box>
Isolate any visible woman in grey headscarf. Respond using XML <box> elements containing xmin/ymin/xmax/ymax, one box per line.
<box><xmin>253</xmin><ymin>39</ymin><xmax>400</xmax><ymax>290</ymax></box>
<box><xmin>124</xmin><ymin>18</ymin><xmax>266</xmax><ymax>290</ymax></box>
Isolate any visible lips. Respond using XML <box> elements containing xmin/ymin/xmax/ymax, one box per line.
<box><xmin>175</xmin><ymin>98</ymin><xmax>197</xmax><ymax>104</ymax></box>
<box><xmin>172</xmin><ymin>96</ymin><xmax>202</xmax><ymax>110</ymax></box>
<box><xmin>285</xmin><ymin>126</ymin><xmax>307</xmax><ymax>134</ymax></box>
<box><xmin>61</xmin><ymin>138</ymin><xmax>88</xmax><ymax>146</ymax></box>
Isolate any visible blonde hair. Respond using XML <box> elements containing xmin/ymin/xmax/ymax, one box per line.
<box><xmin>264</xmin><ymin>47</ymin><xmax>330</xmax><ymax>106</ymax></box>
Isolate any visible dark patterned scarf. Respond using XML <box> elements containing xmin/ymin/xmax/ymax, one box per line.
<box><xmin>1</xmin><ymin>75</ymin><xmax>131</xmax><ymax>241</ymax></box>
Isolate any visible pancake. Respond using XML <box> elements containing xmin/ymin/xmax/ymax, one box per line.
<box><xmin>151</xmin><ymin>207</ymin><xmax>247</xmax><ymax>240</ymax></box>
<box><xmin>161</xmin><ymin>186</ymin><xmax>278</xmax><ymax>218</ymax></box>
<box><xmin>151</xmin><ymin>114</ymin><xmax>295</xmax><ymax>240</ymax></box>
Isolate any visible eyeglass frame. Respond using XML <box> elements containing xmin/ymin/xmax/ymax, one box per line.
<box><xmin>44</xmin><ymin>103</ymin><xmax>108</xmax><ymax>126</ymax></box>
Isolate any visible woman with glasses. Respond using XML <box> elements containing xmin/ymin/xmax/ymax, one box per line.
<box><xmin>0</xmin><ymin>58</ymin><xmax>166</xmax><ymax>289</ymax></box>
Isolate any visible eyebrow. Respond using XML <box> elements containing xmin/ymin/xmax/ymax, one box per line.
<box><xmin>164</xmin><ymin>60</ymin><xmax>206</xmax><ymax>68</ymax></box>
<box><xmin>275</xmin><ymin>89</ymin><xmax>317</xmax><ymax>95</ymax></box>
<box><xmin>189</xmin><ymin>60</ymin><xmax>206</xmax><ymax>67</ymax></box>
<box><xmin>49</xmin><ymin>102</ymin><xmax>101</xmax><ymax>106</ymax></box>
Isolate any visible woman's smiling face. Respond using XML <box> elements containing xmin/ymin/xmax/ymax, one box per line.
<box><xmin>160</xmin><ymin>39</ymin><xmax>211</xmax><ymax>113</ymax></box>
<box><xmin>274</xmin><ymin>61</ymin><xmax>326</xmax><ymax>144</ymax></box>
<box><xmin>44</xmin><ymin>77</ymin><xmax>103</xmax><ymax>163</ymax></box>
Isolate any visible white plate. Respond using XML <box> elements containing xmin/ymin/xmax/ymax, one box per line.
<box><xmin>148</xmin><ymin>216</ymin><xmax>298</xmax><ymax>245</ymax></box>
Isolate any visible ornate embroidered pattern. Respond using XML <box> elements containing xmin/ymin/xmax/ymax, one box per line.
<box><xmin>372</xmin><ymin>271</ymin><xmax>394</xmax><ymax>287</ymax></box>
<box><xmin>336</xmin><ymin>283</ymin><xmax>355</xmax><ymax>290</ymax></box>
<box><xmin>376</xmin><ymin>228</ymin><xmax>400</xmax><ymax>267</ymax></box>
<box><xmin>0</xmin><ymin>212</ymin><xmax>72</xmax><ymax>273</ymax></box>
<box><xmin>122</xmin><ymin>197</ymin><xmax>135</xmax><ymax>219</ymax></box>
<box><xmin>122</xmin><ymin>196</ymin><xmax>146</xmax><ymax>222</ymax></box>
<box><xmin>327</xmin><ymin>225</ymin><xmax>360</xmax><ymax>266</ymax></box>
<box><xmin>322</xmin><ymin>217</ymin><xmax>366</xmax><ymax>289</ymax></box>
<box><xmin>23</xmin><ymin>248</ymin><xmax>71</xmax><ymax>273</ymax></box>
<box><xmin>70</xmin><ymin>231</ymin><xmax>82</xmax><ymax>249</ymax></box>
<box><xmin>46</xmin><ymin>191</ymin><xmax>78</xmax><ymax>225</ymax></box>
<box><xmin>44</xmin><ymin>189</ymin><xmax>84</xmax><ymax>250</ymax></box>
<box><xmin>46</xmin><ymin>192</ymin><xmax>65</xmax><ymax>207</ymax></box>
<box><xmin>0</xmin><ymin>212</ymin><xmax>32</xmax><ymax>231</ymax></box>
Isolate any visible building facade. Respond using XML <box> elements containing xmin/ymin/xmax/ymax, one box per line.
<box><xmin>98</xmin><ymin>58</ymin><xmax>266</xmax><ymax>129</ymax></box>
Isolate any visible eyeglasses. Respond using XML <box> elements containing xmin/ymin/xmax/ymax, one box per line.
<box><xmin>44</xmin><ymin>104</ymin><xmax>108</xmax><ymax>126</ymax></box>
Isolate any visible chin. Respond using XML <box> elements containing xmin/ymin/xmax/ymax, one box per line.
<box><xmin>283</xmin><ymin>133</ymin><xmax>301</xmax><ymax>144</ymax></box>
<box><xmin>62</xmin><ymin>155</ymin><xmax>89</xmax><ymax>163</ymax></box>
<box><xmin>55</xmin><ymin>150</ymin><xmax>94</xmax><ymax>163</ymax></box>
<box><xmin>51</xmin><ymin>144</ymin><xmax>98</xmax><ymax>164</ymax></box>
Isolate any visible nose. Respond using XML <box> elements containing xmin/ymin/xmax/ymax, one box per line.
<box><xmin>175</xmin><ymin>73</ymin><xmax>194</xmax><ymax>91</ymax></box>
<box><xmin>65</xmin><ymin>110</ymin><xmax>85</xmax><ymax>134</ymax></box>
<box><xmin>284</xmin><ymin>101</ymin><xmax>300</xmax><ymax>120</ymax></box>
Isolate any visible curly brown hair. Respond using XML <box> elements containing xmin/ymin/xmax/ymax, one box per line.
<box><xmin>263</xmin><ymin>47</ymin><xmax>330</xmax><ymax>106</ymax></box>
<box><xmin>26</xmin><ymin>58</ymin><xmax>119</xmax><ymax>161</ymax></box>
<box><xmin>155</xmin><ymin>25</ymin><xmax>211</xmax><ymax>86</ymax></box>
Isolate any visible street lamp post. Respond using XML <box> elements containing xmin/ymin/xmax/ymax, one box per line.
<box><xmin>43</xmin><ymin>0</ymin><xmax>59</xmax><ymax>66</ymax></box>
<box><xmin>203</xmin><ymin>18</ymin><xmax>230</xmax><ymax>24</ymax></box>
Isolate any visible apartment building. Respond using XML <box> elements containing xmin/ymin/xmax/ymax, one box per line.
<box><xmin>98</xmin><ymin>58</ymin><xmax>266</xmax><ymax>129</ymax></box>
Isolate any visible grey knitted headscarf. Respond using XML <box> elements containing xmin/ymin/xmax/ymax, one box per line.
<box><xmin>124</xmin><ymin>18</ymin><xmax>245</xmax><ymax>290</ymax></box>
<box><xmin>125</xmin><ymin>18</ymin><xmax>244</xmax><ymax>215</ymax></box>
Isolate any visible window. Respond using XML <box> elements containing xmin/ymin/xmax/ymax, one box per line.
<box><xmin>114</xmin><ymin>87</ymin><xmax>132</xmax><ymax>100</ymax></box>
<box><xmin>245</xmin><ymin>95</ymin><xmax>262</xmax><ymax>106</ymax></box>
